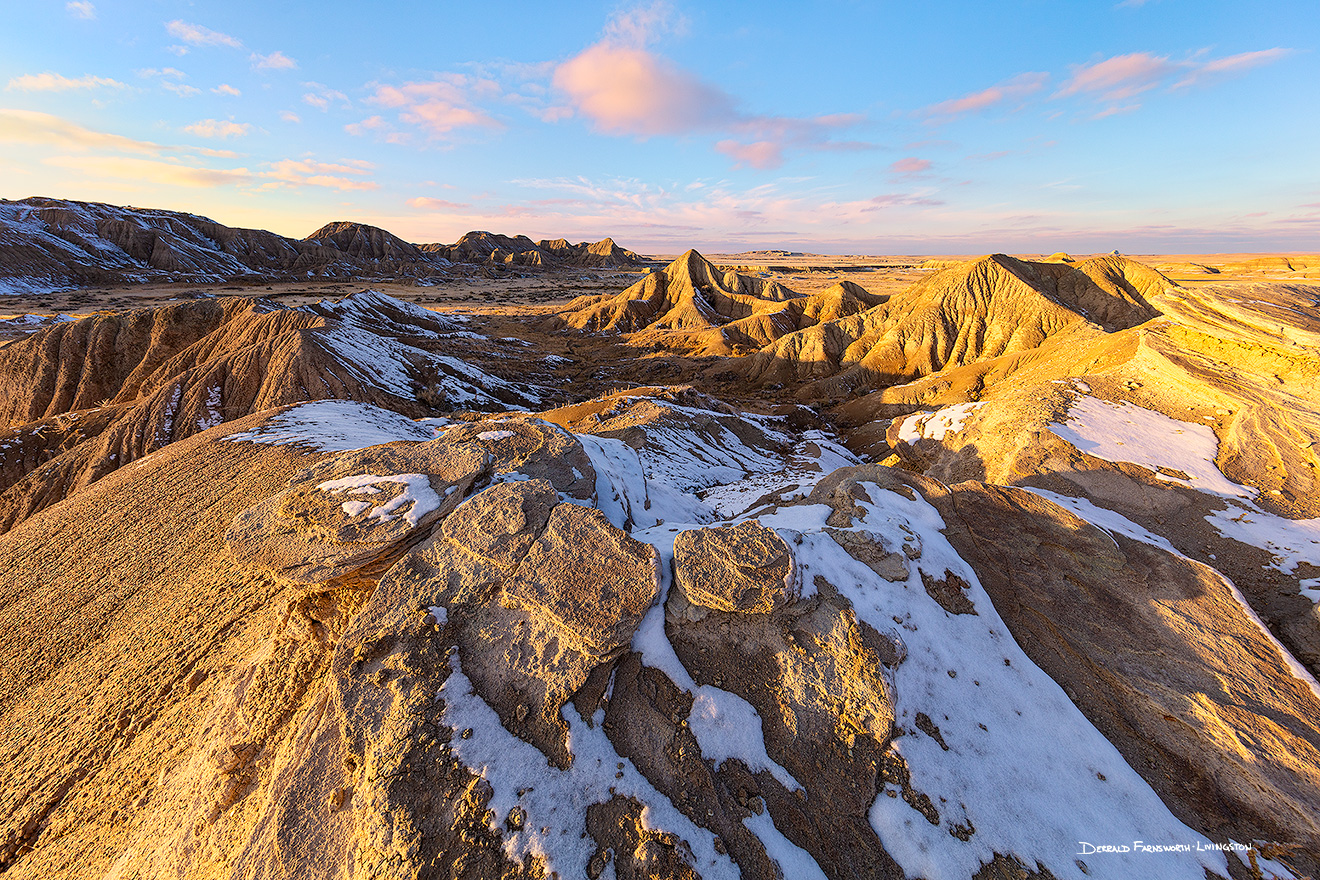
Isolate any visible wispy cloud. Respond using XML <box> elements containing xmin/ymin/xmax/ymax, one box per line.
<box><xmin>889</xmin><ymin>157</ymin><xmax>932</xmax><ymax>176</ymax></box>
<box><xmin>66</xmin><ymin>1</ymin><xmax>95</xmax><ymax>20</ymax></box>
<box><xmin>1171</xmin><ymin>48</ymin><xmax>1292</xmax><ymax>89</ymax></box>
<box><xmin>9</xmin><ymin>109</ymin><xmax>379</xmax><ymax>193</ymax></box>
<box><xmin>922</xmin><ymin>72</ymin><xmax>1049</xmax><ymax>118</ymax></box>
<box><xmin>6</xmin><ymin>72</ymin><xmax>126</xmax><ymax>92</ymax></box>
<box><xmin>184</xmin><ymin>119</ymin><xmax>252</xmax><ymax>139</ymax></box>
<box><xmin>138</xmin><ymin>67</ymin><xmax>187</xmax><ymax>80</ymax></box>
<box><xmin>1055</xmin><ymin>48</ymin><xmax>1292</xmax><ymax>113</ymax></box>
<box><xmin>163</xmin><ymin>82</ymin><xmax>201</xmax><ymax>98</ymax></box>
<box><xmin>303</xmin><ymin>82</ymin><xmax>351</xmax><ymax>111</ymax></box>
<box><xmin>45</xmin><ymin>154</ymin><xmax>252</xmax><ymax>188</ymax></box>
<box><xmin>1055</xmin><ymin>52</ymin><xmax>1175</xmax><ymax>102</ymax></box>
<box><xmin>262</xmin><ymin>158</ymin><xmax>377</xmax><ymax>191</ymax></box>
<box><xmin>213</xmin><ymin>84</ymin><xmax>241</xmax><ymax>97</ymax></box>
<box><xmin>251</xmin><ymin>51</ymin><xmax>297</xmax><ymax>71</ymax></box>
<box><xmin>344</xmin><ymin>115</ymin><xmax>413</xmax><ymax>144</ymax></box>
<box><xmin>279</xmin><ymin>110</ymin><xmax>301</xmax><ymax>123</ymax></box>
<box><xmin>407</xmin><ymin>196</ymin><xmax>471</xmax><ymax>211</ymax></box>
<box><xmin>366</xmin><ymin>75</ymin><xmax>502</xmax><ymax>138</ymax></box>
<box><xmin>0</xmin><ymin>108</ymin><xmax>166</xmax><ymax>154</ymax></box>
<box><xmin>165</xmin><ymin>20</ymin><xmax>242</xmax><ymax>50</ymax></box>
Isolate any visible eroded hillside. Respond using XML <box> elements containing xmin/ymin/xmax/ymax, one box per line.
<box><xmin>0</xmin><ymin>242</ymin><xmax>1317</xmax><ymax>880</ymax></box>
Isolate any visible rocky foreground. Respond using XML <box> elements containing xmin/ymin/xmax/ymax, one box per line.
<box><xmin>0</xmin><ymin>244</ymin><xmax>1317</xmax><ymax>880</ymax></box>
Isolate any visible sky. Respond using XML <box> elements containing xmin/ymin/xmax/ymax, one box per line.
<box><xmin>2</xmin><ymin>0</ymin><xmax>1318</xmax><ymax>254</ymax></box>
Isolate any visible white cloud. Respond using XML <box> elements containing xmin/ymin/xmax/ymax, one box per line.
<box><xmin>280</xmin><ymin>110</ymin><xmax>302</xmax><ymax>123</ymax></box>
<box><xmin>5</xmin><ymin>72</ymin><xmax>126</xmax><ymax>92</ymax></box>
<box><xmin>138</xmin><ymin>67</ymin><xmax>187</xmax><ymax>80</ymax></box>
<box><xmin>213</xmin><ymin>83</ymin><xmax>241</xmax><ymax>97</ymax></box>
<box><xmin>303</xmin><ymin>82</ymin><xmax>350</xmax><ymax>110</ymax></box>
<box><xmin>184</xmin><ymin>119</ymin><xmax>252</xmax><ymax>139</ymax></box>
<box><xmin>66</xmin><ymin>1</ymin><xmax>96</xmax><ymax>20</ymax></box>
<box><xmin>251</xmin><ymin>51</ymin><xmax>297</xmax><ymax>71</ymax></box>
<box><xmin>163</xmin><ymin>82</ymin><xmax>202</xmax><ymax>98</ymax></box>
<box><xmin>165</xmin><ymin>20</ymin><xmax>242</xmax><ymax>49</ymax></box>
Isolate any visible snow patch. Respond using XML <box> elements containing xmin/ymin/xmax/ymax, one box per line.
<box><xmin>1205</xmin><ymin>505</ymin><xmax>1320</xmax><ymax>575</ymax></box>
<box><xmin>315</xmin><ymin>473</ymin><xmax>441</xmax><ymax>527</ymax></box>
<box><xmin>1051</xmin><ymin>396</ymin><xmax>1251</xmax><ymax>498</ymax></box>
<box><xmin>222</xmin><ymin>400</ymin><xmax>436</xmax><ymax>451</ymax></box>
<box><xmin>438</xmin><ymin>659</ymin><xmax>738</xmax><ymax>879</ymax></box>
<box><xmin>897</xmin><ymin>402</ymin><xmax>985</xmax><ymax>443</ymax></box>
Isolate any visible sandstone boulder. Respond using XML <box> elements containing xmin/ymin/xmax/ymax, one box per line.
<box><xmin>503</xmin><ymin>502</ymin><xmax>659</xmax><ymax>654</ymax></box>
<box><xmin>226</xmin><ymin>441</ymin><xmax>486</xmax><ymax>583</ymax></box>
<box><xmin>440</xmin><ymin>418</ymin><xmax>597</xmax><ymax>500</ymax></box>
<box><xmin>674</xmin><ymin>520</ymin><xmax>798</xmax><ymax>613</ymax></box>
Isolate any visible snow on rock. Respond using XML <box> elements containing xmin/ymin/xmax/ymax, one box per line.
<box><xmin>1204</xmin><ymin>504</ymin><xmax>1320</xmax><ymax>576</ymax></box>
<box><xmin>741</xmin><ymin>811</ymin><xmax>831</xmax><ymax>880</ymax></box>
<box><xmin>750</xmin><ymin>487</ymin><xmax>1226</xmax><ymax>880</ymax></box>
<box><xmin>687</xmin><ymin>687</ymin><xmax>802</xmax><ymax>791</ymax></box>
<box><xmin>314</xmin><ymin>473</ymin><xmax>442</xmax><ymax>527</ymax></box>
<box><xmin>222</xmin><ymin>400</ymin><xmax>436</xmax><ymax>451</ymax></box>
<box><xmin>1048</xmin><ymin>397</ymin><xmax>1320</xmax><ymax>592</ymax></box>
<box><xmin>438</xmin><ymin>659</ymin><xmax>739</xmax><ymax>880</ymax></box>
<box><xmin>1027</xmin><ymin>488</ymin><xmax>1320</xmax><ymax>703</ymax></box>
<box><xmin>897</xmin><ymin>401</ymin><xmax>986</xmax><ymax>443</ymax></box>
<box><xmin>1050</xmin><ymin>396</ymin><xmax>1252</xmax><ymax>498</ymax></box>
<box><xmin>0</xmin><ymin>312</ymin><xmax>77</xmax><ymax>332</ymax></box>
<box><xmin>311</xmin><ymin>288</ymin><xmax>463</xmax><ymax>337</ymax></box>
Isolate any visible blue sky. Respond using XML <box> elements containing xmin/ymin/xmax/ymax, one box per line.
<box><xmin>2</xmin><ymin>0</ymin><xmax>1317</xmax><ymax>253</ymax></box>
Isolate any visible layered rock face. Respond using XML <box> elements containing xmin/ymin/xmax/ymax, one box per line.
<box><xmin>553</xmin><ymin>250</ymin><xmax>884</xmax><ymax>355</ymax></box>
<box><xmin>429</xmin><ymin>231</ymin><xmax>643</xmax><ymax>269</ymax></box>
<box><xmin>0</xmin><ymin>199</ymin><xmax>447</xmax><ymax>289</ymax></box>
<box><xmin>0</xmin><ymin>198</ymin><xmax>645</xmax><ymax>292</ymax></box>
<box><xmin>745</xmin><ymin>253</ymin><xmax>1165</xmax><ymax>396</ymax></box>
<box><xmin>0</xmin><ymin>289</ymin><xmax>536</xmax><ymax>533</ymax></box>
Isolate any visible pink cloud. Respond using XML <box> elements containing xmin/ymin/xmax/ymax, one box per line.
<box><xmin>552</xmin><ymin>44</ymin><xmax>732</xmax><ymax>137</ymax></box>
<box><xmin>889</xmin><ymin>157</ymin><xmax>932</xmax><ymax>175</ymax></box>
<box><xmin>1056</xmin><ymin>52</ymin><xmax>1174</xmax><ymax>102</ymax></box>
<box><xmin>251</xmin><ymin>50</ymin><xmax>297</xmax><ymax>71</ymax></box>
<box><xmin>407</xmin><ymin>196</ymin><xmax>471</xmax><ymax>211</ymax></box>
<box><xmin>5</xmin><ymin>72</ymin><xmax>127</xmax><ymax>92</ymax></box>
<box><xmin>1054</xmin><ymin>48</ymin><xmax>1290</xmax><ymax>114</ymax></box>
<box><xmin>923</xmin><ymin>72</ymin><xmax>1049</xmax><ymax>118</ymax></box>
<box><xmin>183</xmin><ymin>118</ymin><xmax>252</xmax><ymax>139</ymax></box>
<box><xmin>1172</xmin><ymin>47</ymin><xmax>1292</xmax><ymax>89</ymax></box>
<box><xmin>369</xmin><ymin>76</ymin><xmax>502</xmax><ymax>137</ymax></box>
<box><xmin>549</xmin><ymin>5</ymin><xmax>869</xmax><ymax>168</ymax></box>
<box><xmin>261</xmin><ymin>158</ymin><xmax>377</xmax><ymax>191</ymax></box>
<box><xmin>715</xmin><ymin>140</ymin><xmax>784</xmax><ymax>170</ymax></box>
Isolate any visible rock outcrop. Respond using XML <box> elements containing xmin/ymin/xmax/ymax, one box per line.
<box><xmin>0</xmin><ymin>197</ymin><xmax>447</xmax><ymax>290</ymax></box>
<box><xmin>1</xmin><ymin>384</ymin><xmax>1316</xmax><ymax>880</ymax></box>
<box><xmin>0</xmin><ymin>198</ymin><xmax>644</xmax><ymax>292</ymax></box>
<box><xmin>424</xmin><ymin>230</ymin><xmax>643</xmax><ymax>269</ymax></box>
<box><xmin>553</xmin><ymin>250</ymin><xmax>883</xmax><ymax>355</ymax></box>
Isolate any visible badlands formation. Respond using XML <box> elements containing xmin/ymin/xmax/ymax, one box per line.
<box><xmin>0</xmin><ymin>198</ymin><xmax>1319</xmax><ymax>880</ymax></box>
